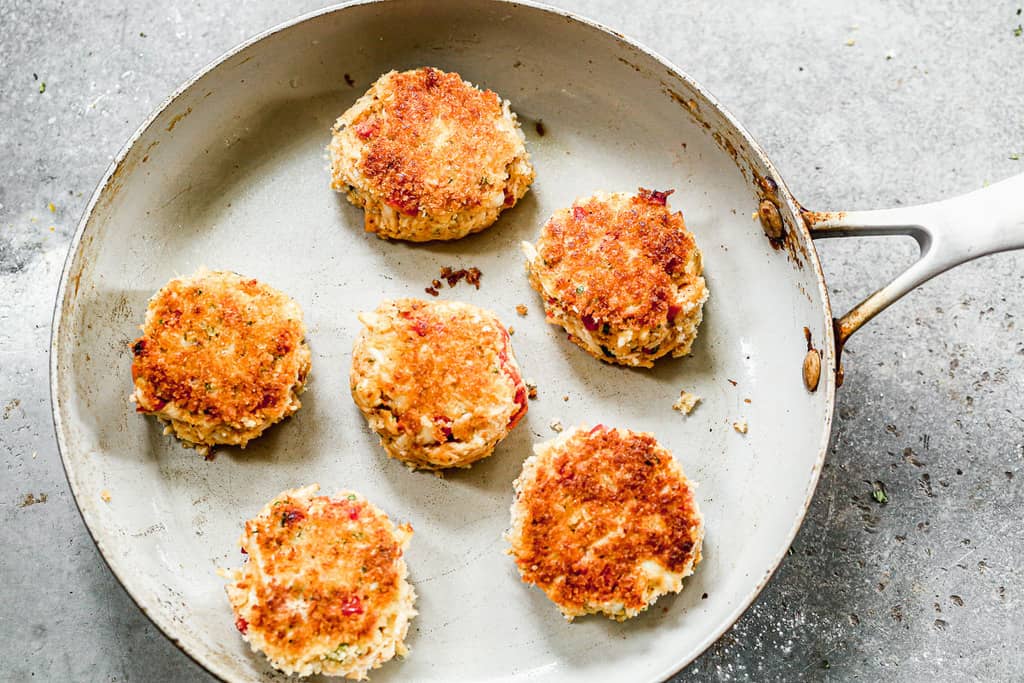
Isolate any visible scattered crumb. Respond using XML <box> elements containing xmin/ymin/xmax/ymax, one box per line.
<box><xmin>47</xmin><ymin>202</ymin><xmax>56</xmax><ymax>213</ymax></box>
<box><xmin>525</xmin><ymin>379</ymin><xmax>538</xmax><ymax>400</ymax></box>
<box><xmin>845</xmin><ymin>38</ymin><xmax>856</xmax><ymax>46</ymax></box>
<box><xmin>425</xmin><ymin>286</ymin><xmax>439</xmax><ymax>296</ymax></box>
<box><xmin>549</xmin><ymin>418</ymin><xmax>563</xmax><ymax>432</ymax></box>
<box><xmin>344</xmin><ymin>72</ymin><xmax>355</xmax><ymax>86</ymax></box>
<box><xmin>727</xmin><ymin>379</ymin><xmax>738</xmax><ymax>386</ymax></box>
<box><xmin>508</xmin><ymin>326</ymin><xmax>515</xmax><ymax>335</ymax></box>
<box><xmin>31</xmin><ymin>451</ymin><xmax>37</xmax><ymax>459</ymax></box>
<box><xmin>672</xmin><ymin>390</ymin><xmax>701</xmax><ymax>415</ymax></box>
<box><xmin>439</xmin><ymin>265</ymin><xmax>482</xmax><ymax>289</ymax></box>
<box><xmin>744</xmin><ymin>398</ymin><xmax>752</xmax><ymax>404</ymax></box>
<box><xmin>701</xmin><ymin>593</ymin><xmax>709</xmax><ymax>600</ymax></box>
<box><xmin>562</xmin><ymin>394</ymin><xmax>569</xmax><ymax>402</ymax></box>
<box><xmin>751</xmin><ymin>211</ymin><xmax>758</xmax><ymax>220</ymax></box>
<box><xmin>425</xmin><ymin>278</ymin><xmax>442</xmax><ymax>296</ymax></box>
<box><xmin>100</xmin><ymin>490</ymin><xmax>112</xmax><ymax>503</ymax></box>
<box><xmin>19</xmin><ymin>492</ymin><xmax>48</xmax><ymax>507</ymax></box>
<box><xmin>515</xmin><ymin>303</ymin><xmax>528</xmax><ymax>316</ymax></box>
<box><xmin>732</xmin><ymin>419</ymin><xmax>748</xmax><ymax>434</ymax></box>
<box><xmin>535</xmin><ymin>121</ymin><xmax>546</xmax><ymax>136</ymax></box>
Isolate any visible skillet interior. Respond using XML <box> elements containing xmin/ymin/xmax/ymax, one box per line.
<box><xmin>52</xmin><ymin>1</ymin><xmax>834</xmax><ymax>680</ymax></box>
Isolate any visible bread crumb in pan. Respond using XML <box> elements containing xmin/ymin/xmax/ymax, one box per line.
<box><xmin>672</xmin><ymin>390</ymin><xmax>701</xmax><ymax>415</ymax></box>
<box><xmin>515</xmin><ymin>303</ymin><xmax>528</xmax><ymax>316</ymax></box>
<box><xmin>733</xmin><ymin>419</ymin><xmax>748</xmax><ymax>434</ymax></box>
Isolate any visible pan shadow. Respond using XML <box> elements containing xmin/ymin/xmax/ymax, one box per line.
<box><xmin>328</xmin><ymin>185</ymin><xmax>545</xmax><ymax>292</ymax></box>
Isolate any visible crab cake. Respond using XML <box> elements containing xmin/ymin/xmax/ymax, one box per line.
<box><xmin>328</xmin><ymin>67</ymin><xmax>535</xmax><ymax>241</ymax></box>
<box><xmin>350</xmin><ymin>298</ymin><xmax>527</xmax><ymax>470</ymax></box>
<box><xmin>522</xmin><ymin>189</ymin><xmax>708</xmax><ymax>368</ymax></box>
<box><xmin>130</xmin><ymin>269</ymin><xmax>310</xmax><ymax>456</ymax></box>
<box><xmin>223</xmin><ymin>485</ymin><xmax>416</xmax><ymax>679</ymax></box>
<box><xmin>507</xmin><ymin>425</ymin><xmax>704</xmax><ymax>621</ymax></box>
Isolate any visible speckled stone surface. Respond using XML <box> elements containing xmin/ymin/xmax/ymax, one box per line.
<box><xmin>2</xmin><ymin>1</ymin><xmax>1022</xmax><ymax>680</ymax></box>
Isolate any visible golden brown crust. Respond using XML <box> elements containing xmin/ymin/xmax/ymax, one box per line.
<box><xmin>351</xmin><ymin>68</ymin><xmax>519</xmax><ymax>214</ymax></box>
<box><xmin>130</xmin><ymin>270</ymin><xmax>309</xmax><ymax>447</ymax></box>
<box><xmin>225</xmin><ymin>486</ymin><xmax>415</xmax><ymax>678</ymax></box>
<box><xmin>350</xmin><ymin>299</ymin><xmax>527</xmax><ymax>469</ymax></box>
<box><xmin>524</xmin><ymin>190</ymin><xmax>708</xmax><ymax>367</ymax></box>
<box><xmin>509</xmin><ymin>426</ymin><xmax>703</xmax><ymax>618</ymax></box>
<box><xmin>329</xmin><ymin>68</ymin><xmax>534</xmax><ymax>241</ymax></box>
<box><xmin>534</xmin><ymin>190</ymin><xmax>699</xmax><ymax>329</ymax></box>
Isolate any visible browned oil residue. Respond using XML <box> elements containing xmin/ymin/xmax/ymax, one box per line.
<box><xmin>535</xmin><ymin>120</ymin><xmax>546</xmax><ymax>137</ymax></box>
<box><xmin>166</xmin><ymin>106</ymin><xmax>193</xmax><ymax>132</ymax></box>
<box><xmin>800</xmin><ymin>209</ymin><xmax>847</xmax><ymax>231</ymax></box>
<box><xmin>616</xmin><ymin>56</ymin><xmax>644</xmax><ymax>74</ymax></box>
<box><xmin>344</xmin><ymin>73</ymin><xmax>355</xmax><ymax>87</ymax></box>
<box><xmin>663</xmin><ymin>87</ymin><xmax>712</xmax><ymax>130</ymax></box>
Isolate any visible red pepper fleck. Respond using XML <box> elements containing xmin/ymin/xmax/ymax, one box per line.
<box><xmin>341</xmin><ymin>595</ymin><xmax>364</xmax><ymax>616</ymax></box>
<box><xmin>572</xmin><ymin>206</ymin><xmax>586</xmax><ymax>221</ymax></box>
<box><xmin>423</xmin><ymin>67</ymin><xmax>440</xmax><ymax>89</ymax></box>
<box><xmin>588</xmin><ymin>424</ymin><xmax>606</xmax><ymax>435</ymax></box>
<box><xmin>434</xmin><ymin>415</ymin><xmax>455</xmax><ymax>442</ymax></box>
<box><xmin>545</xmin><ymin>297</ymin><xmax>557</xmax><ymax>306</ymax></box>
<box><xmin>503</xmin><ymin>189</ymin><xmax>516</xmax><ymax>207</ymax></box>
<box><xmin>240</xmin><ymin>547</ymin><xmax>247</xmax><ymax>555</ymax></box>
<box><xmin>348</xmin><ymin>505</ymin><xmax>361</xmax><ymax>521</ymax></box>
<box><xmin>643</xmin><ymin>346</ymin><xmax>660</xmax><ymax>354</ymax></box>
<box><xmin>352</xmin><ymin>118</ymin><xmax>379</xmax><ymax>140</ymax></box>
<box><xmin>387</xmin><ymin>192</ymin><xmax>420</xmax><ymax>216</ymax></box>
<box><xmin>638</xmin><ymin>187</ymin><xmax>675</xmax><ymax>205</ymax></box>
<box><xmin>281</xmin><ymin>509</ymin><xmax>306</xmax><ymax>526</ymax></box>
<box><xmin>411</xmin><ymin>318</ymin><xmax>429</xmax><ymax>336</ymax></box>
<box><xmin>581</xmin><ymin>313</ymin><xmax>599</xmax><ymax>332</ymax></box>
<box><xmin>235</xmin><ymin>616</ymin><xmax>248</xmax><ymax>634</ymax></box>
<box><xmin>667</xmin><ymin>304</ymin><xmax>681</xmax><ymax>323</ymax></box>
<box><xmin>508</xmin><ymin>385</ymin><xmax>528</xmax><ymax>429</ymax></box>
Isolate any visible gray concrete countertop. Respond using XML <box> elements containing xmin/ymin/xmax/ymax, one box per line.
<box><xmin>2</xmin><ymin>1</ymin><xmax>1022</xmax><ymax>680</ymax></box>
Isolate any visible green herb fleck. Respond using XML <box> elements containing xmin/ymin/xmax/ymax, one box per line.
<box><xmin>1011</xmin><ymin>153</ymin><xmax>1021</xmax><ymax>161</ymax></box>
<box><xmin>601</xmin><ymin>323</ymin><xmax>611</xmax><ymax>335</ymax></box>
<box><xmin>1015</xmin><ymin>24</ymin><xmax>1023</xmax><ymax>37</ymax></box>
<box><xmin>204</xmin><ymin>382</ymin><xmax>213</xmax><ymax>392</ymax></box>
<box><xmin>871</xmin><ymin>481</ymin><xmax>889</xmax><ymax>504</ymax></box>
<box><xmin>347</xmin><ymin>494</ymin><xmax>357</xmax><ymax>500</ymax></box>
<box><xmin>575</xmin><ymin>285</ymin><xmax>585</xmax><ymax>294</ymax></box>
<box><xmin>38</xmin><ymin>82</ymin><xmax>46</xmax><ymax>94</ymax></box>
<box><xmin>823</xmin><ymin>660</ymin><xmax>830</xmax><ymax>670</ymax></box>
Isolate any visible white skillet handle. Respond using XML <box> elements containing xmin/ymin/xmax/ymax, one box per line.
<box><xmin>805</xmin><ymin>173</ymin><xmax>1024</xmax><ymax>355</ymax></box>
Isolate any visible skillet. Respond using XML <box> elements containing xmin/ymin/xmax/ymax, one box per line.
<box><xmin>50</xmin><ymin>1</ymin><xmax>1024</xmax><ymax>680</ymax></box>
